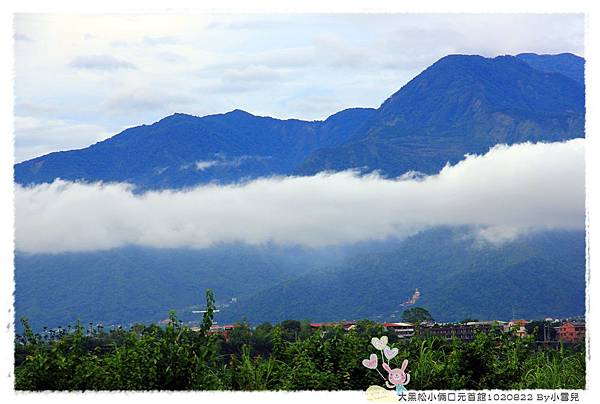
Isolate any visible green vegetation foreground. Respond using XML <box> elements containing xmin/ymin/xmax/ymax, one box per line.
<box><xmin>14</xmin><ymin>290</ymin><xmax>585</xmax><ymax>391</ymax></box>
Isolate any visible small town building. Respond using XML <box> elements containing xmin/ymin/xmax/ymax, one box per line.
<box><xmin>418</xmin><ymin>321</ymin><xmax>505</xmax><ymax>341</ymax></box>
<box><xmin>505</xmin><ymin>319</ymin><xmax>529</xmax><ymax>338</ymax></box>
<box><xmin>199</xmin><ymin>324</ymin><xmax>238</xmax><ymax>341</ymax></box>
<box><xmin>557</xmin><ymin>322</ymin><xmax>585</xmax><ymax>342</ymax></box>
<box><xmin>309</xmin><ymin>321</ymin><xmax>357</xmax><ymax>331</ymax></box>
<box><xmin>384</xmin><ymin>322</ymin><xmax>415</xmax><ymax>339</ymax></box>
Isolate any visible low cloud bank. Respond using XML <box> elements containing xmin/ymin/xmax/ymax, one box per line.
<box><xmin>15</xmin><ymin>140</ymin><xmax>585</xmax><ymax>253</ymax></box>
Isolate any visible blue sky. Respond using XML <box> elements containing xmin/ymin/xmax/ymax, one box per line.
<box><xmin>13</xmin><ymin>13</ymin><xmax>584</xmax><ymax>162</ymax></box>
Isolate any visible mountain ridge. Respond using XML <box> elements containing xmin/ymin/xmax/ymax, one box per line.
<box><xmin>15</xmin><ymin>228</ymin><xmax>585</xmax><ymax>330</ymax></box>
<box><xmin>15</xmin><ymin>52</ymin><xmax>585</xmax><ymax>190</ymax></box>
<box><xmin>219</xmin><ymin>228</ymin><xmax>585</xmax><ymax>324</ymax></box>
<box><xmin>296</xmin><ymin>53</ymin><xmax>584</xmax><ymax>176</ymax></box>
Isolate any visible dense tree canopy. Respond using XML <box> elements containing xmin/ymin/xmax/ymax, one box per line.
<box><xmin>14</xmin><ymin>290</ymin><xmax>585</xmax><ymax>391</ymax></box>
<box><xmin>402</xmin><ymin>307</ymin><xmax>434</xmax><ymax>324</ymax></box>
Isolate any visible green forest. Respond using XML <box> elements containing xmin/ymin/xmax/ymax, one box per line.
<box><xmin>14</xmin><ymin>290</ymin><xmax>585</xmax><ymax>391</ymax></box>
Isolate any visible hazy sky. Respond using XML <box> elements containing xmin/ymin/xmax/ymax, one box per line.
<box><xmin>14</xmin><ymin>13</ymin><xmax>584</xmax><ymax>162</ymax></box>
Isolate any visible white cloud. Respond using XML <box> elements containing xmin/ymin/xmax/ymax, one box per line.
<box><xmin>195</xmin><ymin>65</ymin><xmax>289</xmax><ymax>95</ymax></box>
<box><xmin>195</xmin><ymin>160</ymin><xmax>219</xmax><ymax>171</ymax></box>
<box><xmin>313</xmin><ymin>34</ymin><xmax>373</xmax><ymax>68</ymax></box>
<box><xmin>15</xmin><ymin>140</ymin><xmax>585</xmax><ymax>254</ymax></box>
<box><xmin>207</xmin><ymin>19</ymin><xmax>291</xmax><ymax>31</ymax></box>
<box><xmin>222</xmin><ymin>65</ymin><xmax>284</xmax><ymax>83</ymax></box>
<box><xmin>14</xmin><ymin>33</ymin><xmax>33</xmax><ymax>42</ymax></box>
<box><xmin>68</xmin><ymin>54</ymin><xmax>137</xmax><ymax>70</ymax></box>
<box><xmin>190</xmin><ymin>155</ymin><xmax>271</xmax><ymax>171</ymax></box>
<box><xmin>103</xmin><ymin>87</ymin><xmax>196</xmax><ymax>114</ymax></box>
<box><xmin>14</xmin><ymin>116</ymin><xmax>110</xmax><ymax>162</ymax></box>
<box><xmin>111</xmin><ymin>36</ymin><xmax>184</xmax><ymax>48</ymax></box>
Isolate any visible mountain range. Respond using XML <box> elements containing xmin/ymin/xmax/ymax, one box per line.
<box><xmin>14</xmin><ymin>52</ymin><xmax>586</xmax><ymax>330</ymax></box>
<box><xmin>14</xmin><ymin>53</ymin><xmax>584</xmax><ymax>189</ymax></box>
<box><xmin>15</xmin><ymin>228</ymin><xmax>585</xmax><ymax>330</ymax></box>
<box><xmin>222</xmin><ymin>228</ymin><xmax>585</xmax><ymax>324</ymax></box>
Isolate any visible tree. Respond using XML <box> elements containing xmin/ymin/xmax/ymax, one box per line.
<box><xmin>402</xmin><ymin>307</ymin><xmax>434</xmax><ymax>324</ymax></box>
<box><xmin>355</xmin><ymin>319</ymin><xmax>387</xmax><ymax>337</ymax></box>
<box><xmin>281</xmin><ymin>320</ymin><xmax>301</xmax><ymax>333</ymax></box>
<box><xmin>280</xmin><ymin>320</ymin><xmax>301</xmax><ymax>340</ymax></box>
<box><xmin>199</xmin><ymin>289</ymin><xmax>216</xmax><ymax>336</ymax></box>
<box><xmin>228</xmin><ymin>320</ymin><xmax>253</xmax><ymax>350</ymax></box>
<box><xmin>525</xmin><ymin>321</ymin><xmax>557</xmax><ymax>341</ymax></box>
<box><xmin>255</xmin><ymin>322</ymin><xmax>273</xmax><ymax>337</ymax></box>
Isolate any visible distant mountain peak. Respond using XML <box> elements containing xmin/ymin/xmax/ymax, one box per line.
<box><xmin>517</xmin><ymin>51</ymin><xmax>582</xmax><ymax>58</ymax></box>
<box><xmin>436</xmin><ymin>53</ymin><xmax>487</xmax><ymax>62</ymax></box>
<box><xmin>156</xmin><ymin>110</ymin><xmax>257</xmax><ymax>125</ymax></box>
<box><xmin>224</xmin><ymin>109</ymin><xmax>255</xmax><ymax>117</ymax></box>
<box><xmin>515</xmin><ymin>52</ymin><xmax>584</xmax><ymax>84</ymax></box>
<box><xmin>324</xmin><ymin>107</ymin><xmax>376</xmax><ymax>122</ymax></box>
<box><xmin>156</xmin><ymin>112</ymin><xmax>198</xmax><ymax>124</ymax></box>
